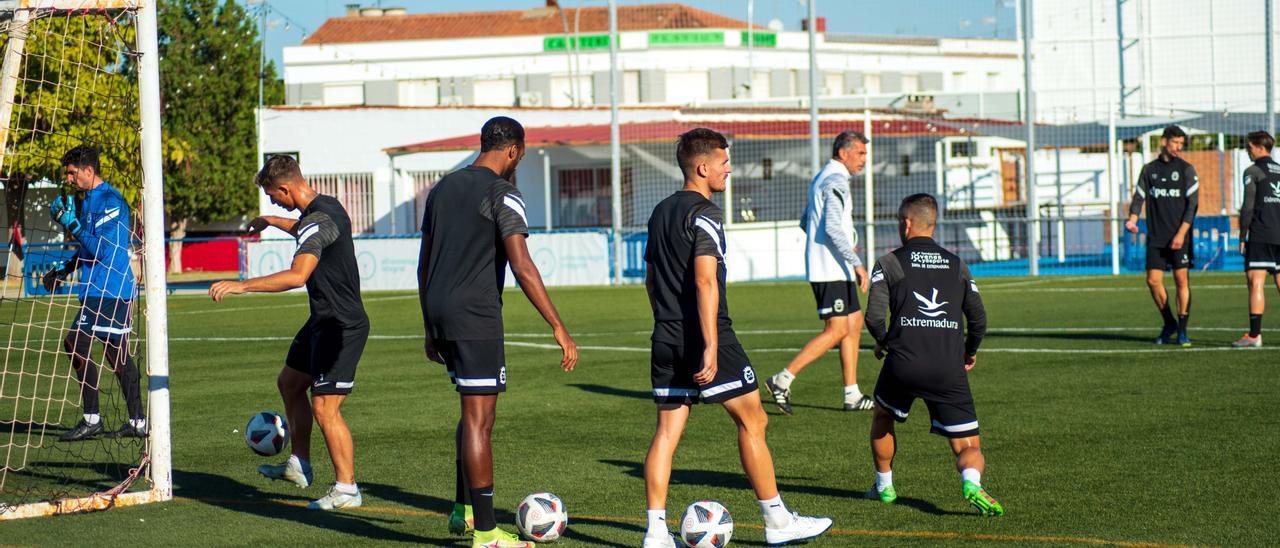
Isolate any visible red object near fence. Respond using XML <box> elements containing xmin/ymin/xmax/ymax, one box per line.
<box><xmin>164</xmin><ymin>238</ymin><xmax>240</xmax><ymax>273</ymax></box>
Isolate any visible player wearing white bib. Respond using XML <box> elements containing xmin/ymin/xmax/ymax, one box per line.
<box><xmin>766</xmin><ymin>131</ymin><xmax>873</xmax><ymax>414</ymax></box>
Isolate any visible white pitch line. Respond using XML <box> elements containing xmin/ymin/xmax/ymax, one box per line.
<box><xmin>169</xmin><ymin>294</ymin><xmax>416</xmax><ymax>315</ymax></box>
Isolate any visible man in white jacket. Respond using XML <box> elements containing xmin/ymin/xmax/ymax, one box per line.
<box><xmin>765</xmin><ymin>131</ymin><xmax>873</xmax><ymax>414</ymax></box>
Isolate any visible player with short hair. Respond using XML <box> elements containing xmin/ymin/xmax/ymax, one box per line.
<box><xmin>419</xmin><ymin>116</ymin><xmax>578</xmax><ymax>548</ymax></box>
<box><xmin>49</xmin><ymin>145</ymin><xmax>145</xmax><ymax>442</ymax></box>
<box><xmin>641</xmin><ymin>128</ymin><xmax>832</xmax><ymax>548</ymax></box>
<box><xmin>863</xmin><ymin>193</ymin><xmax>1001</xmax><ymax>516</ymax></box>
<box><xmin>766</xmin><ymin>130</ymin><xmax>873</xmax><ymax>414</ymax></box>
<box><xmin>1233</xmin><ymin>130</ymin><xmax>1280</xmax><ymax>348</ymax></box>
<box><xmin>209</xmin><ymin>155</ymin><xmax>369</xmax><ymax>511</ymax></box>
<box><xmin>1125</xmin><ymin>125</ymin><xmax>1199</xmax><ymax>346</ymax></box>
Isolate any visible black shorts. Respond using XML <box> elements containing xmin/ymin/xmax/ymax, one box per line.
<box><xmin>1245</xmin><ymin>241</ymin><xmax>1280</xmax><ymax>273</ymax></box>
<box><xmin>810</xmin><ymin>281</ymin><xmax>861</xmax><ymax>319</ymax></box>
<box><xmin>873</xmin><ymin>363</ymin><xmax>979</xmax><ymax>439</ymax></box>
<box><xmin>437</xmin><ymin>338</ymin><xmax>507</xmax><ymax>395</ymax></box>
<box><xmin>285</xmin><ymin>319</ymin><xmax>368</xmax><ymax>396</ymax></box>
<box><xmin>1146</xmin><ymin>244</ymin><xmax>1193</xmax><ymax>271</ymax></box>
<box><xmin>651</xmin><ymin>342</ymin><xmax>758</xmax><ymax>405</ymax></box>
<box><xmin>71</xmin><ymin>297</ymin><xmax>133</xmax><ymax>342</ymax></box>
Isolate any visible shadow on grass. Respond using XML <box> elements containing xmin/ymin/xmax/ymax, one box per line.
<box><xmin>568</xmin><ymin>383</ymin><xmax>651</xmax><ymax>400</ymax></box>
<box><xmin>600</xmin><ymin>459</ymin><xmax>859</xmax><ymax>500</ymax></box>
<box><xmin>992</xmin><ymin>331</ymin><xmax>1155</xmax><ymax>344</ymax></box>
<box><xmin>174</xmin><ymin>470</ymin><xmax>451</xmax><ymax>544</ymax></box>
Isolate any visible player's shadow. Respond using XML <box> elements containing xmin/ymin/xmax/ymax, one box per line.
<box><xmin>854</xmin><ymin>492</ymin><xmax>966</xmax><ymax>517</ymax></box>
<box><xmin>600</xmin><ymin>459</ymin><xmax>860</xmax><ymax>499</ymax></box>
<box><xmin>14</xmin><ymin>460</ymin><xmax>136</xmax><ymax>493</ymax></box>
<box><xmin>175</xmin><ymin>470</ymin><xmax>451</xmax><ymax>544</ymax></box>
<box><xmin>359</xmin><ymin>481</ymin><xmax>453</xmax><ymax>515</ymax></box>
<box><xmin>569</xmin><ymin>383</ymin><xmax>651</xmax><ymax>400</ymax></box>
<box><xmin>0</xmin><ymin>421</ymin><xmax>66</xmax><ymax>435</ymax></box>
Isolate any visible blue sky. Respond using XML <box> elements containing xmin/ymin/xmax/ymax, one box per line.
<box><xmin>248</xmin><ymin>0</ymin><xmax>1016</xmax><ymax>69</ymax></box>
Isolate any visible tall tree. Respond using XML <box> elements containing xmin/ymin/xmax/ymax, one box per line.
<box><xmin>159</xmin><ymin>0</ymin><xmax>283</xmax><ymax>273</ymax></box>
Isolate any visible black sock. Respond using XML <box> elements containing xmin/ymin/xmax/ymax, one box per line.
<box><xmin>470</xmin><ymin>485</ymin><xmax>496</xmax><ymax>532</ymax></box>
<box><xmin>76</xmin><ymin>363</ymin><xmax>100</xmax><ymax>416</ymax></box>
<box><xmin>1159</xmin><ymin>306</ymin><xmax>1177</xmax><ymax>328</ymax></box>
<box><xmin>1250</xmin><ymin>314</ymin><xmax>1263</xmax><ymax>337</ymax></box>
<box><xmin>1178</xmin><ymin>314</ymin><xmax>1189</xmax><ymax>332</ymax></box>
<box><xmin>454</xmin><ymin>424</ymin><xmax>470</xmax><ymax>505</ymax></box>
<box><xmin>114</xmin><ymin>355</ymin><xmax>144</xmax><ymax>420</ymax></box>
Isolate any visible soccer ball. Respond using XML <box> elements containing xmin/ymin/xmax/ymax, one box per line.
<box><xmin>680</xmin><ymin>500</ymin><xmax>733</xmax><ymax>548</ymax></box>
<box><xmin>516</xmin><ymin>492</ymin><xmax>568</xmax><ymax>542</ymax></box>
<box><xmin>244</xmin><ymin>411</ymin><xmax>289</xmax><ymax>457</ymax></box>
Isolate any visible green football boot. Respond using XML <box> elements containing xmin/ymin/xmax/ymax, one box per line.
<box><xmin>962</xmin><ymin>480</ymin><xmax>1004</xmax><ymax>516</ymax></box>
<box><xmin>865</xmin><ymin>483</ymin><xmax>897</xmax><ymax>504</ymax></box>
<box><xmin>449</xmin><ymin>503</ymin><xmax>475</xmax><ymax>535</ymax></box>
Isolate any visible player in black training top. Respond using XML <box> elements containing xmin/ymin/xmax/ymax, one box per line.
<box><xmin>864</xmin><ymin>193</ymin><xmax>1002</xmax><ymax>516</ymax></box>
<box><xmin>418</xmin><ymin>117</ymin><xmax>578</xmax><ymax>548</ymax></box>
<box><xmin>639</xmin><ymin>128</ymin><xmax>832</xmax><ymax>548</ymax></box>
<box><xmin>1125</xmin><ymin>125</ymin><xmax>1199</xmax><ymax>346</ymax></box>
<box><xmin>1233</xmin><ymin>130</ymin><xmax>1280</xmax><ymax>348</ymax></box>
<box><xmin>210</xmin><ymin>155</ymin><xmax>369</xmax><ymax>511</ymax></box>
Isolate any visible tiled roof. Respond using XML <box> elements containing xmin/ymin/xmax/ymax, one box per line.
<box><xmin>385</xmin><ymin>119</ymin><xmax>962</xmax><ymax>155</ymax></box>
<box><xmin>304</xmin><ymin>3</ymin><xmax>754</xmax><ymax>45</ymax></box>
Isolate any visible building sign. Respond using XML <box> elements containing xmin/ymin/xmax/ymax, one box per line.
<box><xmin>741</xmin><ymin>31</ymin><xmax>776</xmax><ymax>48</ymax></box>
<box><xmin>648</xmin><ymin>31</ymin><xmax>725</xmax><ymax>46</ymax></box>
<box><xmin>544</xmin><ymin>34</ymin><xmax>611</xmax><ymax>51</ymax></box>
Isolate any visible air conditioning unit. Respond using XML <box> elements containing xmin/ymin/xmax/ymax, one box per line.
<box><xmin>440</xmin><ymin>95</ymin><xmax>465</xmax><ymax>106</ymax></box>
<box><xmin>518</xmin><ymin>91</ymin><xmax>543</xmax><ymax>107</ymax></box>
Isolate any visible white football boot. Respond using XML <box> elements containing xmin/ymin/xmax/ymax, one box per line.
<box><xmin>307</xmin><ymin>485</ymin><xmax>363</xmax><ymax>510</ymax></box>
<box><xmin>764</xmin><ymin>513</ymin><xmax>833</xmax><ymax>545</ymax></box>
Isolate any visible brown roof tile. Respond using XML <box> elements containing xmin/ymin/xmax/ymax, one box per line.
<box><xmin>303</xmin><ymin>3</ymin><xmax>754</xmax><ymax>45</ymax></box>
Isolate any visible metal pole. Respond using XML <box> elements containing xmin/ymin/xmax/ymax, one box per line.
<box><xmin>1023</xmin><ymin>0</ymin><xmax>1040</xmax><ymax>276</ymax></box>
<box><xmin>863</xmin><ymin>109</ymin><xmax>875</xmax><ymax>265</ymax></box>
<box><xmin>609</xmin><ymin>0</ymin><xmax>622</xmax><ymax>284</ymax></box>
<box><xmin>1055</xmin><ymin>146</ymin><xmax>1065</xmax><ymax>263</ymax></box>
<box><xmin>747</xmin><ymin>0</ymin><xmax>754</xmax><ymax>99</ymax></box>
<box><xmin>137</xmin><ymin>0</ymin><xmax>173</xmax><ymax>502</ymax></box>
<box><xmin>807</xmin><ymin>0</ymin><xmax>820</xmax><ymax>176</ymax></box>
<box><xmin>1115</xmin><ymin>0</ymin><xmax>1127</xmax><ymax>117</ymax></box>
<box><xmin>1109</xmin><ymin>101</ymin><xmax>1120</xmax><ymax>275</ymax></box>
<box><xmin>541</xmin><ymin>149</ymin><xmax>553</xmax><ymax>230</ymax></box>
<box><xmin>1218</xmin><ymin>132</ymin><xmax>1226</xmax><ymax>214</ymax></box>
<box><xmin>1268</xmin><ymin>0</ymin><xmax>1275</xmax><ymax>136</ymax></box>
<box><xmin>934</xmin><ymin>140</ymin><xmax>945</xmax><ymax>199</ymax></box>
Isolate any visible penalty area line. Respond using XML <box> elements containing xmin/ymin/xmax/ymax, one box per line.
<box><xmin>172</xmin><ymin>496</ymin><xmax>1182</xmax><ymax>547</ymax></box>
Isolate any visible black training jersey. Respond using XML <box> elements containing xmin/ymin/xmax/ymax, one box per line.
<box><xmin>1129</xmin><ymin>155</ymin><xmax>1199</xmax><ymax>247</ymax></box>
<box><xmin>295</xmin><ymin>195</ymin><xmax>368</xmax><ymax>328</ymax></box>
<box><xmin>419</xmin><ymin>165</ymin><xmax>529</xmax><ymax>341</ymax></box>
<box><xmin>644</xmin><ymin>191</ymin><xmax>738</xmax><ymax>348</ymax></box>
<box><xmin>865</xmin><ymin>237</ymin><xmax>986</xmax><ymax>377</ymax></box>
<box><xmin>1240</xmin><ymin>156</ymin><xmax>1280</xmax><ymax>245</ymax></box>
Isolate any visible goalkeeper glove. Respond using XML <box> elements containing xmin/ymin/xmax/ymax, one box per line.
<box><xmin>49</xmin><ymin>195</ymin><xmax>82</xmax><ymax>237</ymax></box>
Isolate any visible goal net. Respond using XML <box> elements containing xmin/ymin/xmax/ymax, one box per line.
<box><xmin>0</xmin><ymin>0</ymin><xmax>168</xmax><ymax>519</ymax></box>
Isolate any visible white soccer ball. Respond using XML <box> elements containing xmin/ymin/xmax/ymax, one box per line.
<box><xmin>680</xmin><ymin>500</ymin><xmax>733</xmax><ymax>548</ymax></box>
<box><xmin>244</xmin><ymin>411</ymin><xmax>289</xmax><ymax>457</ymax></box>
<box><xmin>516</xmin><ymin>492</ymin><xmax>568</xmax><ymax>542</ymax></box>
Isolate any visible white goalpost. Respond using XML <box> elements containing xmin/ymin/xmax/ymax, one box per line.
<box><xmin>0</xmin><ymin>0</ymin><xmax>169</xmax><ymax>519</ymax></box>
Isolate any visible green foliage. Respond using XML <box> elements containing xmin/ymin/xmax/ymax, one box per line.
<box><xmin>160</xmin><ymin>0</ymin><xmax>282</xmax><ymax>226</ymax></box>
<box><xmin>2</xmin><ymin>12</ymin><xmax>144</xmax><ymax>203</ymax></box>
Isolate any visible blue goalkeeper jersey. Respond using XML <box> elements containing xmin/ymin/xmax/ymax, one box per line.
<box><xmin>74</xmin><ymin>181</ymin><xmax>135</xmax><ymax>300</ymax></box>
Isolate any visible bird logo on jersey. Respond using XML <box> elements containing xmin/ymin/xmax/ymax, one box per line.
<box><xmin>913</xmin><ymin>288</ymin><xmax>948</xmax><ymax>318</ymax></box>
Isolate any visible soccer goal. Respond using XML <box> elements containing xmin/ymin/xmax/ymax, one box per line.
<box><xmin>0</xmin><ymin>0</ymin><xmax>169</xmax><ymax>519</ymax></box>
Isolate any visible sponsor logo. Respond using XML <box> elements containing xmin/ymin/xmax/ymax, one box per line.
<box><xmin>1151</xmin><ymin>187</ymin><xmax>1182</xmax><ymax>198</ymax></box>
<box><xmin>1272</xmin><ymin>181</ymin><xmax>1280</xmax><ymax>199</ymax></box>
<box><xmin>742</xmin><ymin>366</ymin><xmax>755</xmax><ymax>384</ymax></box>
<box><xmin>834</xmin><ymin>298</ymin><xmax>845</xmax><ymax>313</ymax></box>
<box><xmin>1171</xmin><ymin>171</ymin><xmax>1180</xmax><ymax>182</ymax></box>
<box><xmin>912</xmin><ymin>288</ymin><xmax>949</xmax><ymax>318</ymax></box>
<box><xmin>499</xmin><ymin>366</ymin><xmax>507</xmax><ymax>384</ymax></box>
<box><xmin>870</xmin><ymin>268</ymin><xmax>885</xmax><ymax>283</ymax></box>
<box><xmin>909</xmin><ymin>251</ymin><xmax>951</xmax><ymax>270</ymax></box>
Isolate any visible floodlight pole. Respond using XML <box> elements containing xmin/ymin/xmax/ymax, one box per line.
<box><xmin>1268</xmin><ymin>0</ymin><xmax>1275</xmax><ymax>136</ymax></box>
<box><xmin>863</xmin><ymin>110</ymin><xmax>875</xmax><ymax>266</ymax></box>
<box><xmin>137</xmin><ymin>0</ymin><xmax>173</xmax><ymax>502</ymax></box>
<box><xmin>609</xmin><ymin>0</ymin><xmax>622</xmax><ymax>284</ymax></box>
<box><xmin>807</xmin><ymin>0</ymin><xmax>820</xmax><ymax>176</ymax></box>
<box><xmin>1109</xmin><ymin>101</ymin><xmax>1120</xmax><ymax>275</ymax></box>
<box><xmin>1022</xmin><ymin>0</ymin><xmax>1039</xmax><ymax>276</ymax></box>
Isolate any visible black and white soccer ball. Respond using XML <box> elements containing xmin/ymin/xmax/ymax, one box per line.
<box><xmin>680</xmin><ymin>500</ymin><xmax>733</xmax><ymax>548</ymax></box>
<box><xmin>516</xmin><ymin>492</ymin><xmax>568</xmax><ymax>543</ymax></box>
<box><xmin>244</xmin><ymin>411</ymin><xmax>289</xmax><ymax>457</ymax></box>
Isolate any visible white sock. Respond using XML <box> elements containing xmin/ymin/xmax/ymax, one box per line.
<box><xmin>758</xmin><ymin>495</ymin><xmax>792</xmax><ymax>529</ymax></box>
<box><xmin>129</xmin><ymin>418</ymin><xmax>146</xmax><ymax>429</ymax></box>
<box><xmin>645</xmin><ymin>509</ymin><xmax>667</xmax><ymax>536</ymax></box>
<box><xmin>844</xmin><ymin>384</ymin><xmax>862</xmax><ymax>402</ymax></box>
<box><xmin>772</xmin><ymin>370</ymin><xmax>795</xmax><ymax>390</ymax></box>
<box><xmin>875</xmin><ymin>470</ymin><xmax>893</xmax><ymax>492</ymax></box>
<box><xmin>83</xmin><ymin>413</ymin><xmax>101</xmax><ymax>425</ymax></box>
<box><xmin>335</xmin><ymin>481</ymin><xmax>358</xmax><ymax>495</ymax></box>
<box><xmin>288</xmin><ymin>454</ymin><xmax>311</xmax><ymax>471</ymax></box>
<box><xmin>961</xmin><ymin>468</ymin><xmax>981</xmax><ymax>486</ymax></box>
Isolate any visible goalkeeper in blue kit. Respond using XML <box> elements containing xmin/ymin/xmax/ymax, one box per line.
<box><xmin>47</xmin><ymin>146</ymin><xmax>144</xmax><ymax>442</ymax></box>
